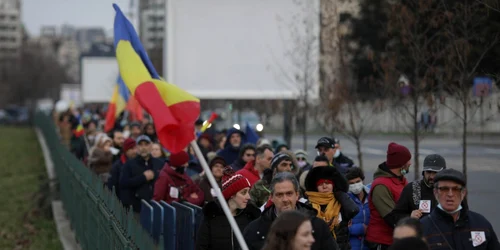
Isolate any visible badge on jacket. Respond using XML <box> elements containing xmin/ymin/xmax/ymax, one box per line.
<box><xmin>170</xmin><ymin>187</ymin><xmax>179</xmax><ymax>199</ymax></box>
<box><xmin>471</xmin><ymin>231</ymin><xmax>486</xmax><ymax>247</ymax></box>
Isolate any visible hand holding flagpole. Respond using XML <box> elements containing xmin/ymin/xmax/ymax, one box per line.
<box><xmin>190</xmin><ymin>141</ymin><xmax>249</xmax><ymax>250</ymax></box>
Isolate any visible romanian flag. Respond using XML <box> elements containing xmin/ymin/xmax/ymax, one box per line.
<box><xmin>113</xmin><ymin>4</ymin><xmax>200</xmax><ymax>153</ymax></box>
<box><xmin>72</xmin><ymin>114</ymin><xmax>85</xmax><ymax>138</ymax></box>
<box><xmin>104</xmin><ymin>76</ymin><xmax>129</xmax><ymax>132</ymax></box>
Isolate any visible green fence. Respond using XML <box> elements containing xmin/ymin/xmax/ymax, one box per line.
<box><xmin>35</xmin><ymin>112</ymin><xmax>158</xmax><ymax>250</ymax></box>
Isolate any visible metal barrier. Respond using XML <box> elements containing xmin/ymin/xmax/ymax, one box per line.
<box><xmin>160</xmin><ymin>201</ymin><xmax>177</xmax><ymax>250</ymax></box>
<box><xmin>35</xmin><ymin>112</ymin><xmax>157</xmax><ymax>250</ymax></box>
<box><xmin>183</xmin><ymin>202</ymin><xmax>203</xmax><ymax>241</ymax></box>
<box><xmin>172</xmin><ymin>202</ymin><xmax>196</xmax><ymax>250</ymax></box>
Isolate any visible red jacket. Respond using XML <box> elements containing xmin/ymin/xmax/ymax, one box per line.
<box><xmin>153</xmin><ymin>164</ymin><xmax>204</xmax><ymax>206</ymax></box>
<box><xmin>236</xmin><ymin>161</ymin><xmax>260</xmax><ymax>186</ymax></box>
<box><xmin>366</xmin><ymin>172</ymin><xmax>407</xmax><ymax>245</ymax></box>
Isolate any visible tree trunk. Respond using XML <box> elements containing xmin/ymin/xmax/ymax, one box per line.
<box><xmin>302</xmin><ymin>96</ymin><xmax>308</xmax><ymax>150</ymax></box>
<box><xmin>355</xmin><ymin>137</ymin><xmax>364</xmax><ymax>169</ymax></box>
<box><xmin>462</xmin><ymin>90</ymin><xmax>468</xmax><ymax>181</ymax></box>
<box><xmin>413</xmin><ymin>95</ymin><xmax>420</xmax><ymax>180</ymax></box>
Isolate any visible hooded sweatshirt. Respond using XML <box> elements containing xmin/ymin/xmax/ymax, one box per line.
<box><xmin>216</xmin><ymin>128</ymin><xmax>246</xmax><ymax>166</ymax></box>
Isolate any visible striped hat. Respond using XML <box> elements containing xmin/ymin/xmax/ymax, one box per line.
<box><xmin>222</xmin><ymin>174</ymin><xmax>251</xmax><ymax>200</ymax></box>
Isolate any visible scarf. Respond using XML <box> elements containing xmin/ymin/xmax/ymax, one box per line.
<box><xmin>305</xmin><ymin>191</ymin><xmax>342</xmax><ymax>238</ymax></box>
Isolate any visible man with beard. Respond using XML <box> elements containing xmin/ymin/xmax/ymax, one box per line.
<box><xmin>387</xmin><ymin>154</ymin><xmax>450</xmax><ymax>223</ymax></box>
<box><xmin>216</xmin><ymin>128</ymin><xmax>247</xmax><ymax>165</ymax></box>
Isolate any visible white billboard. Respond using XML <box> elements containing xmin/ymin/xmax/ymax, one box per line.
<box><xmin>81</xmin><ymin>57</ymin><xmax>119</xmax><ymax>103</ymax></box>
<box><xmin>165</xmin><ymin>0</ymin><xmax>320</xmax><ymax>100</ymax></box>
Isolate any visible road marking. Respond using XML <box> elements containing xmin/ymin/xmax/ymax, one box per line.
<box><xmin>363</xmin><ymin>148</ymin><xmax>386</xmax><ymax>156</ymax></box>
<box><xmin>419</xmin><ymin>149</ymin><xmax>435</xmax><ymax>155</ymax></box>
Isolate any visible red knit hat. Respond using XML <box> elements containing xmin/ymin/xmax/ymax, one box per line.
<box><xmin>123</xmin><ymin>138</ymin><xmax>136</xmax><ymax>152</ymax></box>
<box><xmin>222</xmin><ymin>174</ymin><xmax>251</xmax><ymax>200</ymax></box>
<box><xmin>386</xmin><ymin>142</ymin><xmax>411</xmax><ymax>169</ymax></box>
<box><xmin>169</xmin><ymin>151</ymin><xmax>189</xmax><ymax>167</ymax></box>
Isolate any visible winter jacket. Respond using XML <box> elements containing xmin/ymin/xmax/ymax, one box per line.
<box><xmin>249</xmin><ymin>178</ymin><xmax>271</xmax><ymax>208</ymax></box>
<box><xmin>197</xmin><ymin>176</ymin><xmax>222</xmax><ymax>205</ymax></box>
<box><xmin>365</xmin><ymin>163</ymin><xmax>407</xmax><ymax>246</ymax></box>
<box><xmin>153</xmin><ymin>165</ymin><xmax>204</xmax><ymax>206</ymax></box>
<box><xmin>243</xmin><ymin>202</ymin><xmax>339</xmax><ymax>250</ymax></box>
<box><xmin>333</xmin><ymin>153</ymin><xmax>355</xmax><ymax>175</ymax></box>
<box><xmin>196</xmin><ymin>201</ymin><xmax>260</xmax><ymax>250</ymax></box>
<box><xmin>216</xmin><ymin>128</ymin><xmax>246</xmax><ymax>165</ymax></box>
<box><xmin>107</xmin><ymin>155</ymin><xmax>128</xmax><ymax>198</ymax></box>
<box><xmin>347</xmin><ymin>187</ymin><xmax>370</xmax><ymax>250</ymax></box>
<box><xmin>88</xmin><ymin>147</ymin><xmax>113</xmax><ymax>182</ymax></box>
<box><xmin>236</xmin><ymin>161</ymin><xmax>260</xmax><ymax>186</ymax></box>
<box><xmin>119</xmin><ymin>155</ymin><xmax>163</xmax><ymax>212</ymax></box>
<box><xmin>388</xmin><ymin>179</ymin><xmax>470</xmax><ymax>226</ymax></box>
<box><xmin>421</xmin><ymin>206</ymin><xmax>500</xmax><ymax>250</ymax></box>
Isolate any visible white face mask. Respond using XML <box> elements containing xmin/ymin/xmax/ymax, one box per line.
<box><xmin>349</xmin><ymin>182</ymin><xmax>364</xmax><ymax>194</ymax></box>
<box><xmin>297</xmin><ymin>161</ymin><xmax>307</xmax><ymax>168</ymax></box>
<box><xmin>123</xmin><ymin>130</ymin><xmax>131</xmax><ymax>138</ymax></box>
<box><xmin>333</xmin><ymin>149</ymin><xmax>341</xmax><ymax>158</ymax></box>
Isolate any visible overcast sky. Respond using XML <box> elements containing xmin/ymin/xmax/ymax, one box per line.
<box><xmin>22</xmin><ymin>0</ymin><xmax>134</xmax><ymax>36</ymax></box>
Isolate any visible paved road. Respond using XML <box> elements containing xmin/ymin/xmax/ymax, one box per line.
<box><xmin>267</xmin><ymin>134</ymin><xmax>500</xmax><ymax>232</ymax></box>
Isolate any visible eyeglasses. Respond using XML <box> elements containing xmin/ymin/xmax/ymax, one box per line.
<box><xmin>436</xmin><ymin>186</ymin><xmax>464</xmax><ymax>194</ymax></box>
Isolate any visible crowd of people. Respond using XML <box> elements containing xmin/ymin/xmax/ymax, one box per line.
<box><xmin>54</xmin><ymin>107</ymin><xmax>499</xmax><ymax>250</ymax></box>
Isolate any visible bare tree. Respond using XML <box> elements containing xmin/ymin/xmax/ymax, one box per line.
<box><xmin>440</xmin><ymin>0</ymin><xmax>499</xmax><ymax>180</ymax></box>
<box><xmin>271</xmin><ymin>0</ymin><xmax>319</xmax><ymax>150</ymax></box>
<box><xmin>0</xmin><ymin>39</ymin><xmax>68</xmax><ymax>107</ymax></box>
<box><xmin>382</xmin><ymin>0</ymin><xmax>448</xmax><ymax>178</ymax></box>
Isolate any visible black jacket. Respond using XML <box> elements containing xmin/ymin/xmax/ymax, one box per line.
<box><xmin>388</xmin><ymin>179</ymin><xmax>469</xmax><ymax>227</ymax></box>
<box><xmin>196</xmin><ymin>201</ymin><xmax>260</xmax><ymax>250</ymax></box>
<box><xmin>243</xmin><ymin>202</ymin><xmax>339</xmax><ymax>250</ymax></box>
<box><xmin>421</xmin><ymin>206</ymin><xmax>500</xmax><ymax>250</ymax></box>
<box><xmin>333</xmin><ymin>153</ymin><xmax>355</xmax><ymax>174</ymax></box>
<box><xmin>119</xmin><ymin>155</ymin><xmax>163</xmax><ymax>212</ymax></box>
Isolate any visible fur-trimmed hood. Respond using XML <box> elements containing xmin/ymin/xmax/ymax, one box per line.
<box><xmin>304</xmin><ymin>166</ymin><xmax>349</xmax><ymax>192</ymax></box>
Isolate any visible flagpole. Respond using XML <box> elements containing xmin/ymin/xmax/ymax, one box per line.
<box><xmin>189</xmin><ymin>141</ymin><xmax>249</xmax><ymax>250</ymax></box>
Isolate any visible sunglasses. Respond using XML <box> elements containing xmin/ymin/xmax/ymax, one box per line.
<box><xmin>297</xmin><ymin>157</ymin><xmax>306</xmax><ymax>161</ymax></box>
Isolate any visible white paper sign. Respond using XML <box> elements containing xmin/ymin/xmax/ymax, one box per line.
<box><xmin>471</xmin><ymin>231</ymin><xmax>486</xmax><ymax>247</ymax></box>
<box><xmin>419</xmin><ymin>200</ymin><xmax>431</xmax><ymax>213</ymax></box>
<box><xmin>169</xmin><ymin>187</ymin><xmax>179</xmax><ymax>199</ymax></box>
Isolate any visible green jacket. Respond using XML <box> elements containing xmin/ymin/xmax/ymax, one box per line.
<box><xmin>250</xmin><ymin>179</ymin><xmax>271</xmax><ymax>207</ymax></box>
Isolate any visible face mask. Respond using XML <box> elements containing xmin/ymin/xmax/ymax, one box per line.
<box><xmin>175</xmin><ymin>167</ymin><xmax>185</xmax><ymax>174</ymax></box>
<box><xmin>437</xmin><ymin>203</ymin><xmax>462</xmax><ymax>214</ymax></box>
<box><xmin>123</xmin><ymin>130</ymin><xmax>131</xmax><ymax>138</ymax></box>
<box><xmin>401</xmin><ymin>167</ymin><xmax>409</xmax><ymax>176</ymax></box>
<box><xmin>297</xmin><ymin>161</ymin><xmax>307</xmax><ymax>168</ymax></box>
<box><xmin>349</xmin><ymin>182</ymin><xmax>364</xmax><ymax>194</ymax></box>
<box><xmin>333</xmin><ymin>149</ymin><xmax>341</xmax><ymax>158</ymax></box>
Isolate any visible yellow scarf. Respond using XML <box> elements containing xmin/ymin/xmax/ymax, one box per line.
<box><xmin>305</xmin><ymin>191</ymin><xmax>342</xmax><ymax>238</ymax></box>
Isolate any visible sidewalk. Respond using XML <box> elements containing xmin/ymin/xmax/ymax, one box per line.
<box><xmin>36</xmin><ymin>128</ymin><xmax>82</xmax><ymax>250</ymax></box>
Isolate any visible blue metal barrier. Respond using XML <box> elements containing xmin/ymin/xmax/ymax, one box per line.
<box><xmin>172</xmin><ymin>202</ymin><xmax>195</xmax><ymax>250</ymax></box>
<box><xmin>160</xmin><ymin>201</ymin><xmax>176</xmax><ymax>250</ymax></box>
<box><xmin>183</xmin><ymin>202</ymin><xmax>203</xmax><ymax>240</ymax></box>
<box><xmin>140</xmin><ymin>200</ymin><xmax>154</xmax><ymax>236</ymax></box>
<box><xmin>150</xmin><ymin>200</ymin><xmax>164</xmax><ymax>243</ymax></box>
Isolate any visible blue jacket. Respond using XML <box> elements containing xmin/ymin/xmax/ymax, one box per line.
<box><xmin>216</xmin><ymin>128</ymin><xmax>246</xmax><ymax>166</ymax></box>
<box><xmin>347</xmin><ymin>186</ymin><xmax>370</xmax><ymax>250</ymax></box>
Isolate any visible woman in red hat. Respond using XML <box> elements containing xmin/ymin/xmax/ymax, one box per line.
<box><xmin>196</xmin><ymin>174</ymin><xmax>260</xmax><ymax>250</ymax></box>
